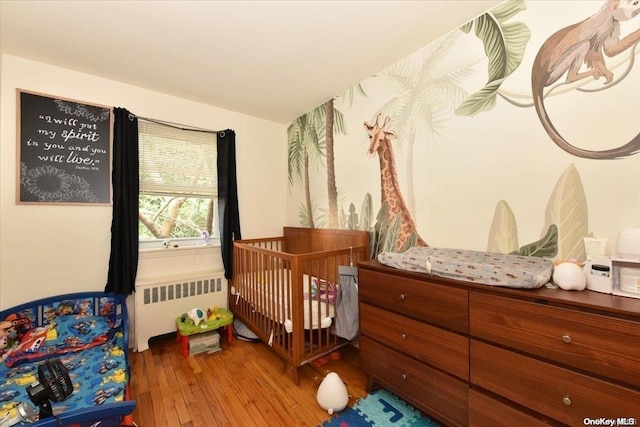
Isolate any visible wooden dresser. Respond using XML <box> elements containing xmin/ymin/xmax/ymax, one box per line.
<box><xmin>358</xmin><ymin>260</ymin><xmax>640</xmax><ymax>426</ymax></box>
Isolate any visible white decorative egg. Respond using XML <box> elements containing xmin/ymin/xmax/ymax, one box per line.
<box><xmin>316</xmin><ymin>372</ymin><xmax>349</xmax><ymax>415</ymax></box>
<box><xmin>553</xmin><ymin>262</ymin><xmax>586</xmax><ymax>291</ymax></box>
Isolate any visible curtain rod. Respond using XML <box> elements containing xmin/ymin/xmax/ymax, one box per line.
<box><xmin>136</xmin><ymin>115</ymin><xmax>224</xmax><ymax>136</ymax></box>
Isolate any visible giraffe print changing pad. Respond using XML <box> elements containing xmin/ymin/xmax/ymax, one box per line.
<box><xmin>378</xmin><ymin>246</ymin><xmax>553</xmax><ymax>289</ymax></box>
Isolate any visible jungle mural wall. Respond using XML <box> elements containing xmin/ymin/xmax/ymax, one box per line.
<box><xmin>286</xmin><ymin>0</ymin><xmax>640</xmax><ymax>260</ymax></box>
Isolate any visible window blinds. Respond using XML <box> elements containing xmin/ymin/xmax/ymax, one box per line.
<box><xmin>138</xmin><ymin>120</ymin><xmax>217</xmax><ymax>197</ymax></box>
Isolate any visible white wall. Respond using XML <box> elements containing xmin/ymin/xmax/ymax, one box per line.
<box><xmin>0</xmin><ymin>54</ymin><xmax>288</xmax><ymax>310</ymax></box>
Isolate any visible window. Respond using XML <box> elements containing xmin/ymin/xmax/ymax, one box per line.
<box><xmin>138</xmin><ymin>120</ymin><xmax>218</xmax><ymax>244</ymax></box>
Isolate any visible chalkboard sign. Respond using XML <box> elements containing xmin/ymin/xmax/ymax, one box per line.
<box><xmin>17</xmin><ymin>90</ymin><xmax>112</xmax><ymax>205</ymax></box>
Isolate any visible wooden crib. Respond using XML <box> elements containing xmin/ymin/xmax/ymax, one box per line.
<box><xmin>231</xmin><ymin>227</ymin><xmax>370</xmax><ymax>384</ymax></box>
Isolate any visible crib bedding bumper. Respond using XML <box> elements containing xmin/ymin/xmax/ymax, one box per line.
<box><xmin>0</xmin><ymin>293</ymin><xmax>134</xmax><ymax>427</ymax></box>
<box><xmin>378</xmin><ymin>246</ymin><xmax>553</xmax><ymax>289</ymax></box>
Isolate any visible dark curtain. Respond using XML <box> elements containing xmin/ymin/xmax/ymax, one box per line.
<box><xmin>217</xmin><ymin>129</ymin><xmax>241</xmax><ymax>279</ymax></box>
<box><xmin>105</xmin><ymin>108</ymin><xmax>139</xmax><ymax>295</ymax></box>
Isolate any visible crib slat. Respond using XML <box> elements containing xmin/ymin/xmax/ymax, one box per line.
<box><xmin>231</xmin><ymin>230</ymin><xmax>369</xmax><ymax>384</ymax></box>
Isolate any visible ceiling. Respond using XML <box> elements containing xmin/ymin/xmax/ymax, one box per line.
<box><xmin>0</xmin><ymin>0</ymin><xmax>502</xmax><ymax>124</ymax></box>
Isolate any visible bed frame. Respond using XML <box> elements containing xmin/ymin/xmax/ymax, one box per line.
<box><xmin>0</xmin><ymin>292</ymin><xmax>135</xmax><ymax>427</ymax></box>
<box><xmin>231</xmin><ymin>227</ymin><xmax>370</xmax><ymax>384</ymax></box>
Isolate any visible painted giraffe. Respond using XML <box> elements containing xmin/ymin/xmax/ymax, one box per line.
<box><xmin>363</xmin><ymin>114</ymin><xmax>427</xmax><ymax>251</ymax></box>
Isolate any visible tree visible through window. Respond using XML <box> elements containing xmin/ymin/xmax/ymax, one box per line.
<box><xmin>138</xmin><ymin>120</ymin><xmax>218</xmax><ymax>241</ymax></box>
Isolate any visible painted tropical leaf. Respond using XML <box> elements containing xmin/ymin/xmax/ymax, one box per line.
<box><xmin>287</xmin><ymin>107</ymin><xmax>326</xmax><ymax>181</ymax></box>
<box><xmin>298</xmin><ymin>201</ymin><xmax>318</xmax><ymax>228</ymax></box>
<box><xmin>287</xmin><ymin>117</ymin><xmax>306</xmax><ymax>186</ymax></box>
<box><xmin>338</xmin><ymin>206</ymin><xmax>347</xmax><ymax>229</ymax></box>
<box><xmin>347</xmin><ymin>203</ymin><xmax>358</xmax><ymax>230</ymax></box>
<box><xmin>373</xmin><ymin>202</ymin><xmax>389</xmax><ymax>257</ymax></box>
<box><xmin>339</xmin><ymin>83</ymin><xmax>368</xmax><ymax>109</ymax></box>
<box><xmin>456</xmin><ymin>0</ymin><xmax>531</xmax><ymax>116</ymax></box>
<box><xmin>359</xmin><ymin>193</ymin><xmax>373</xmax><ymax>231</ymax></box>
<box><xmin>511</xmin><ymin>224</ymin><xmax>558</xmax><ymax>258</ymax></box>
<box><xmin>487</xmin><ymin>200</ymin><xmax>519</xmax><ymax>254</ymax></box>
<box><xmin>400</xmin><ymin>233</ymin><xmax>418</xmax><ymax>253</ymax></box>
<box><xmin>385</xmin><ymin>214</ymin><xmax>402</xmax><ymax>253</ymax></box>
<box><xmin>542</xmin><ymin>164</ymin><xmax>588</xmax><ymax>261</ymax></box>
<box><xmin>373</xmin><ymin>202</ymin><xmax>400</xmax><ymax>256</ymax></box>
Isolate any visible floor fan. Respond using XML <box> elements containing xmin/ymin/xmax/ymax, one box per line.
<box><xmin>26</xmin><ymin>358</ymin><xmax>73</xmax><ymax>420</ymax></box>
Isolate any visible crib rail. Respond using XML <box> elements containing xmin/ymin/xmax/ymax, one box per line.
<box><xmin>231</xmin><ymin>235</ymin><xmax>369</xmax><ymax>384</ymax></box>
<box><xmin>232</xmin><ymin>240</ymin><xmax>295</xmax><ymax>364</ymax></box>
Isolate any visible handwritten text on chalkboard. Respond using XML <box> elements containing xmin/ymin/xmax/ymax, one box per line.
<box><xmin>18</xmin><ymin>90</ymin><xmax>112</xmax><ymax>204</ymax></box>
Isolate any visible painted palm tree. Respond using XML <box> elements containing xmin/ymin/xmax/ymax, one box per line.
<box><xmin>287</xmin><ymin>106</ymin><xmax>325</xmax><ymax>227</ymax></box>
<box><xmin>373</xmin><ymin>0</ymin><xmax>529</xmax><ymax>219</ymax></box>
<box><xmin>323</xmin><ymin>98</ymin><xmax>350</xmax><ymax>228</ymax></box>
<box><xmin>374</xmin><ymin>30</ymin><xmax>479</xmax><ymax>216</ymax></box>
<box><xmin>326</xmin><ymin>84</ymin><xmax>367</xmax><ymax>229</ymax></box>
<box><xmin>325</xmin><ymin>99</ymin><xmax>337</xmax><ymax>228</ymax></box>
<box><xmin>288</xmin><ymin>99</ymin><xmax>348</xmax><ymax>228</ymax></box>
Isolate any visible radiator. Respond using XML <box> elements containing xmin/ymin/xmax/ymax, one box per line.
<box><xmin>134</xmin><ymin>272</ymin><xmax>227</xmax><ymax>351</ymax></box>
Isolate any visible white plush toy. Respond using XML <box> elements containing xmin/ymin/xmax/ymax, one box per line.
<box><xmin>553</xmin><ymin>262</ymin><xmax>587</xmax><ymax>291</ymax></box>
<box><xmin>316</xmin><ymin>372</ymin><xmax>349</xmax><ymax>415</ymax></box>
<box><xmin>187</xmin><ymin>308</ymin><xmax>207</xmax><ymax>326</ymax></box>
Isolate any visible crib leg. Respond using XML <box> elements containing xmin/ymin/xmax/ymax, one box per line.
<box><xmin>282</xmin><ymin>361</ymin><xmax>300</xmax><ymax>385</ymax></box>
<box><xmin>293</xmin><ymin>366</ymin><xmax>300</xmax><ymax>386</ymax></box>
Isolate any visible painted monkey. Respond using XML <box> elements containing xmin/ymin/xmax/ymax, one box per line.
<box><xmin>531</xmin><ymin>0</ymin><xmax>640</xmax><ymax>159</ymax></box>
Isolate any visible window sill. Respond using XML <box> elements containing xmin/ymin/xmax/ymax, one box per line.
<box><xmin>136</xmin><ymin>242</ymin><xmax>224</xmax><ymax>282</ymax></box>
<box><xmin>139</xmin><ymin>242</ymin><xmax>221</xmax><ymax>259</ymax></box>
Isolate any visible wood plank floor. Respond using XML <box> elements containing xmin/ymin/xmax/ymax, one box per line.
<box><xmin>128</xmin><ymin>333</ymin><xmax>369</xmax><ymax>426</ymax></box>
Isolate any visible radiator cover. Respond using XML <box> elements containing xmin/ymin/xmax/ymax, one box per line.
<box><xmin>134</xmin><ymin>272</ymin><xmax>227</xmax><ymax>351</ymax></box>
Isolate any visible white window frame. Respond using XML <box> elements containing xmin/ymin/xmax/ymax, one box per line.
<box><xmin>137</xmin><ymin>119</ymin><xmax>219</xmax><ymax>249</ymax></box>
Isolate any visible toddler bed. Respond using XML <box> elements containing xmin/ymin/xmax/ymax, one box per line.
<box><xmin>231</xmin><ymin>227</ymin><xmax>369</xmax><ymax>385</ymax></box>
<box><xmin>0</xmin><ymin>292</ymin><xmax>135</xmax><ymax>427</ymax></box>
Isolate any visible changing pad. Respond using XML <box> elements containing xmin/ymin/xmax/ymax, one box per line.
<box><xmin>378</xmin><ymin>246</ymin><xmax>553</xmax><ymax>289</ymax></box>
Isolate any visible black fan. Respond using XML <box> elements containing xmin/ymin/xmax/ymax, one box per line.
<box><xmin>26</xmin><ymin>358</ymin><xmax>73</xmax><ymax>419</ymax></box>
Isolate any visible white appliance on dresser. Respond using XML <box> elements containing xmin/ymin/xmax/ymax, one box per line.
<box><xmin>585</xmin><ymin>227</ymin><xmax>640</xmax><ymax>299</ymax></box>
<box><xmin>612</xmin><ymin>227</ymin><xmax>640</xmax><ymax>299</ymax></box>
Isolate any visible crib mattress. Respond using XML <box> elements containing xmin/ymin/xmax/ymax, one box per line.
<box><xmin>378</xmin><ymin>246</ymin><xmax>553</xmax><ymax>289</ymax></box>
<box><xmin>232</xmin><ymin>272</ymin><xmax>335</xmax><ymax>333</ymax></box>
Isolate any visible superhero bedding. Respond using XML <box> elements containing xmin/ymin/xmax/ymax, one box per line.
<box><xmin>0</xmin><ymin>292</ymin><xmax>135</xmax><ymax>427</ymax></box>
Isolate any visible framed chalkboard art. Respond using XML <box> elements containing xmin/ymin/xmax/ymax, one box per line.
<box><xmin>17</xmin><ymin>89</ymin><xmax>113</xmax><ymax>205</ymax></box>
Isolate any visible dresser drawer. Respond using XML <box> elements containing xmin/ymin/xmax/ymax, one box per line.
<box><xmin>361</xmin><ymin>335</ymin><xmax>468</xmax><ymax>426</ymax></box>
<box><xmin>470</xmin><ymin>292</ymin><xmax>640</xmax><ymax>387</ymax></box>
<box><xmin>468</xmin><ymin>388</ymin><xmax>560</xmax><ymax>427</ymax></box>
<box><xmin>359</xmin><ymin>269</ymin><xmax>468</xmax><ymax>333</ymax></box>
<box><xmin>360</xmin><ymin>303</ymin><xmax>469</xmax><ymax>380</ymax></box>
<box><xmin>471</xmin><ymin>340</ymin><xmax>640</xmax><ymax>425</ymax></box>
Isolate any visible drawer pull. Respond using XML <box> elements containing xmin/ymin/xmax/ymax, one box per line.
<box><xmin>401</xmin><ymin>373</ymin><xmax>408</xmax><ymax>380</ymax></box>
<box><xmin>561</xmin><ymin>335</ymin><xmax>572</xmax><ymax>344</ymax></box>
<box><xmin>562</xmin><ymin>396</ymin><xmax>572</xmax><ymax>406</ymax></box>
<box><xmin>399</xmin><ymin>293</ymin><xmax>406</xmax><ymax>300</ymax></box>
<box><xmin>401</xmin><ymin>333</ymin><xmax>407</xmax><ymax>340</ymax></box>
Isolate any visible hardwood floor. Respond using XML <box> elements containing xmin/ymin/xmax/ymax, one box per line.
<box><xmin>128</xmin><ymin>333</ymin><xmax>369</xmax><ymax>426</ymax></box>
